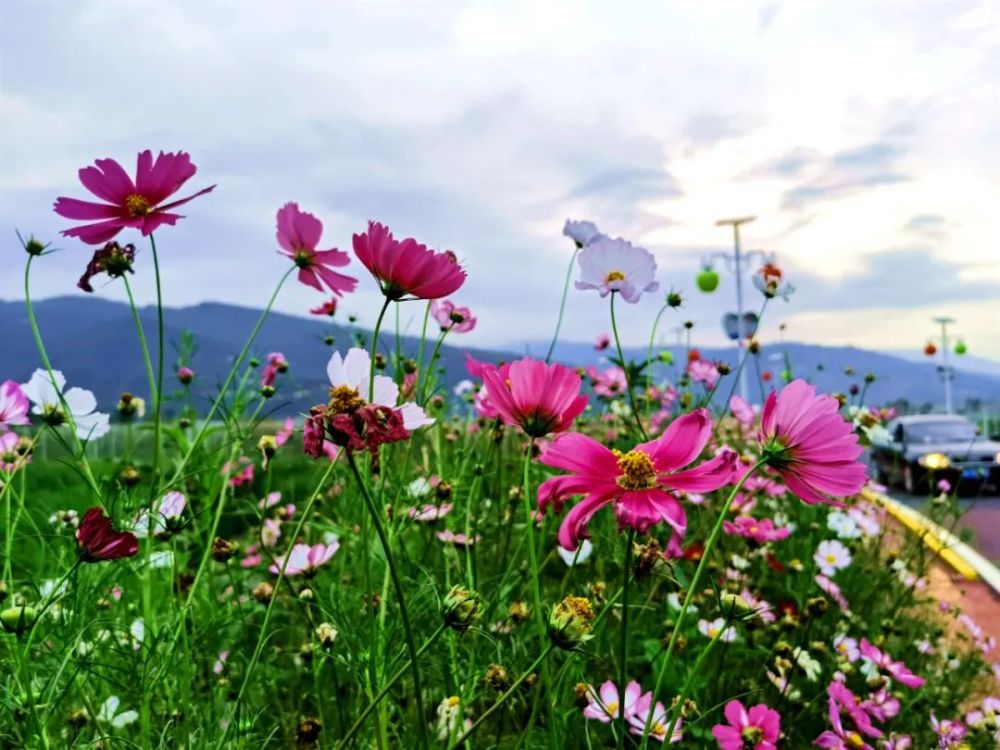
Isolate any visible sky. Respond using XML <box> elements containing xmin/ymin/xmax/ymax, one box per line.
<box><xmin>2</xmin><ymin>0</ymin><xmax>999</xmax><ymax>359</ymax></box>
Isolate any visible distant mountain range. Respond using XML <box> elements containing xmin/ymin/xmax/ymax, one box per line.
<box><xmin>1</xmin><ymin>297</ymin><xmax>997</xmax><ymax>416</ymax></box>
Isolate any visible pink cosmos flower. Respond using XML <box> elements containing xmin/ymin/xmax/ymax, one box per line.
<box><xmin>436</xmin><ymin>529</ymin><xmax>480</xmax><ymax>546</ymax></box>
<box><xmin>409</xmin><ymin>503</ymin><xmax>453</xmax><ymax>522</ymax></box>
<box><xmin>537</xmin><ymin>409</ymin><xmax>736</xmax><ymax>551</ymax></box>
<box><xmin>729</xmin><ymin>394</ymin><xmax>757</xmax><ymax>426</ymax></box>
<box><xmin>481</xmin><ymin>357</ymin><xmax>587</xmax><ymax>438</ymax></box>
<box><xmin>583</xmin><ymin>680</ymin><xmax>641</xmax><ymax>723</ymax></box>
<box><xmin>759</xmin><ymin>380</ymin><xmax>867</xmax><ymax>505</ymax></box>
<box><xmin>628</xmin><ymin>691</ymin><xmax>682</xmax><ymax>743</ymax></box>
<box><xmin>269</xmin><ymin>542</ymin><xmax>339</xmax><ymax>576</ymax></box>
<box><xmin>0</xmin><ymin>380</ymin><xmax>29</xmax><ymax>431</ymax></box>
<box><xmin>861</xmin><ymin>688</ymin><xmax>900</xmax><ymax>723</ymax></box>
<box><xmin>859</xmin><ymin>639</ymin><xmax>925</xmax><ymax>689</ymax></box>
<box><xmin>430</xmin><ymin>300</ymin><xmax>476</xmax><ymax>333</ymax></box>
<box><xmin>816</xmin><ymin>574</ymin><xmax>852</xmax><ymax>614</ymax></box>
<box><xmin>54</xmin><ymin>150</ymin><xmax>215</xmax><ymax>244</ymax></box>
<box><xmin>464</xmin><ymin>354</ymin><xmax>511</xmax><ymax>420</ymax></box>
<box><xmin>722</xmin><ymin>516</ymin><xmax>791</xmax><ymax>544</ymax></box>
<box><xmin>277</xmin><ymin>202</ymin><xmax>358</xmax><ymax>297</ymax></box>
<box><xmin>688</xmin><ymin>359</ymin><xmax>720</xmax><ymax>389</ymax></box>
<box><xmin>930</xmin><ymin>716</ymin><xmax>966</xmax><ymax>747</ymax></box>
<box><xmin>587</xmin><ymin>365</ymin><xmax>628</xmax><ymax>398</ymax></box>
<box><xmin>828</xmin><ymin>681</ymin><xmax>882</xmax><ymax>739</ymax></box>
<box><xmin>815</xmin><ymin>695</ymin><xmax>873</xmax><ymax>749</ymax></box>
<box><xmin>353</xmin><ymin>220</ymin><xmax>466</xmax><ymax>300</ymax></box>
<box><xmin>594</xmin><ymin>333</ymin><xmax>611</xmax><ymax>351</ymax></box>
<box><xmin>0</xmin><ymin>432</ymin><xmax>26</xmax><ymax>472</ymax></box>
<box><xmin>711</xmin><ymin>699</ymin><xmax>781</xmax><ymax>750</ymax></box>
<box><xmin>879</xmin><ymin>734</ymin><xmax>912</xmax><ymax>749</ymax></box>
<box><xmin>223</xmin><ymin>457</ymin><xmax>254</xmax><ymax>487</ymax></box>
<box><xmin>134</xmin><ymin>491</ymin><xmax>187</xmax><ymax>538</ymax></box>
<box><xmin>76</xmin><ymin>507</ymin><xmax>139</xmax><ymax>562</ymax></box>
<box><xmin>834</xmin><ymin>635</ymin><xmax>860</xmax><ymax>662</ymax></box>
<box><xmin>275</xmin><ymin>418</ymin><xmax>296</xmax><ymax>447</ymax></box>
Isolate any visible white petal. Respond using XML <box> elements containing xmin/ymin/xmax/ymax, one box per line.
<box><xmin>75</xmin><ymin>411</ymin><xmax>110</xmax><ymax>440</ymax></box>
<box><xmin>98</xmin><ymin>696</ymin><xmax>119</xmax><ymax>722</ymax></box>
<box><xmin>372</xmin><ymin>375</ymin><xmax>399</xmax><ymax>407</ymax></box>
<box><xmin>63</xmin><ymin>387</ymin><xmax>97</xmax><ymax>416</ymax></box>
<box><xmin>112</xmin><ymin>710</ymin><xmax>138</xmax><ymax>728</ymax></box>
<box><xmin>326</xmin><ymin>351</ymin><xmax>348</xmax><ymax>387</ymax></box>
<box><xmin>343</xmin><ymin>348</ymin><xmax>372</xmax><ymax>394</ymax></box>
<box><xmin>22</xmin><ymin>369</ymin><xmax>65</xmax><ymax>406</ymax></box>
<box><xmin>399</xmin><ymin>402</ymin><xmax>434</xmax><ymax>430</ymax></box>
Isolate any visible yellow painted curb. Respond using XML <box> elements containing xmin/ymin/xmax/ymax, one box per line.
<box><xmin>861</xmin><ymin>488</ymin><xmax>978</xmax><ymax>581</ymax></box>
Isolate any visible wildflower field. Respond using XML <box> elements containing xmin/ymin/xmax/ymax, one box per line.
<box><xmin>2</xmin><ymin>150</ymin><xmax>999</xmax><ymax>749</ymax></box>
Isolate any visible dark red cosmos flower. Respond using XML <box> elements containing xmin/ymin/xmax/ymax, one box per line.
<box><xmin>54</xmin><ymin>150</ymin><xmax>215</xmax><ymax>244</ymax></box>
<box><xmin>310</xmin><ymin>298</ymin><xmax>338</xmax><ymax>316</ymax></box>
<box><xmin>77</xmin><ymin>241</ymin><xmax>136</xmax><ymax>293</ymax></box>
<box><xmin>303</xmin><ymin>403</ymin><xmax>409</xmax><ymax>457</ymax></box>
<box><xmin>76</xmin><ymin>507</ymin><xmax>139</xmax><ymax>562</ymax></box>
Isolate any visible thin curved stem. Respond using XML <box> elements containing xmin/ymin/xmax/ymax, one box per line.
<box><xmin>149</xmin><ymin>234</ymin><xmax>165</xmax><ymax>489</ymax></box>
<box><xmin>336</xmin><ymin>624</ymin><xmax>446</xmax><ymax>749</ymax></box>
<box><xmin>368</xmin><ymin>296</ymin><xmax>392</xmax><ymax>401</ymax></box>
<box><xmin>645</xmin><ymin>303</ymin><xmax>669</xmax><ymax>395</ymax></box>
<box><xmin>121</xmin><ymin>276</ymin><xmax>157</xmax><ymax>423</ymax></box>
<box><xmin>166</xmin><ymin>266</ymin><xmax>294</xmax><ymax>488</ymax></box>
<box><xmin>545</xmin><ymin>245</ymin><xmax>580</xmax><ymax>362</ymax></box>
<box><xmin>418</xmin><ymin>328</ymin><xmax>449</xmax><ymax>405</ymax></box>
<box><xmin>610</xmin><ymin>292</ymin><xmax>648</xmax><ymax>440</ymax></box>
<box><xmin>346</xmin><ymin>450</ymin><xmax>430</xmax><ymax>750</ymax></box>
<box><xmin>216</xmin><ymin>454</ymin><xmax>340</xmax><ymax>748</ymax></box>
<box><xmin>639</xmin><ymin>459</ymin><xmax>764</xmax><ymax>748</ymax></box>
<box><xmin>662</xmin><ymin>618</ymin><xmax>726</xmax><ymax>742</ymax></box>
<box><xmin>617</xmin><ymin>528</ymin><xmax>635</xmax><ymax>750</ymax></box>
<box><xmin>449</xmin><ymin>643</ymin><xmax>556</xmax><ymax>748</ymax></box>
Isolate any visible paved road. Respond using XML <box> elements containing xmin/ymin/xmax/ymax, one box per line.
<box><xmin>889</xmin><ymin>488</ymin><xmax>1000</xmax><ymax>562</ymax></box>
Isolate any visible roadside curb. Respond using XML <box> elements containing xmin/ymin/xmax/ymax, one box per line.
<box><xmin>862</xmin><ymin>488</ymin><xmax>1000</xmax><ymax>594</ymax></box>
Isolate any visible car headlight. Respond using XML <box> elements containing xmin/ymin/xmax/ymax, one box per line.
<box><xmin>918</xmin><ymin>452</ymin><xmax>951</xmax><ymax>470</ymax></box>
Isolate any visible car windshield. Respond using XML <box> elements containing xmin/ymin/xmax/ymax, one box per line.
<box><xmin>905</xmin><ymin>421</ymin><xmax>977</xmax><ymax>443</ymax></box>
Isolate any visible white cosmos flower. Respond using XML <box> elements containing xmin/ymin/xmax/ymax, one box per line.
<box><xmin>575</xmin><ymin>235</ymin><xmax>659</xmax><ymax>303</ymax></box>
<box><xmin>563</xmin><ymin>219</ymin><xmax>600</xmax><ymax>246</ymax></box>
<box><xmin>21</xmin><ymin>369</ymin><xmax>109</xmax><ymax>440</ymax></box>
<box><xmin>826</xmin><ymin>511</ymin><xmax>862</xmax><ymax>540</ymax></box>
<box><xmin>97</xmin><ymin>695</ymin><xmax>139</xmax><ymax>729</ymax></box>
<box><xmin>814</xmin><ymin>539</ymin><xmax>852</xmax><ymax>576</ymax></box>
<box><xmin>326</xmin><ymin>348</ymin><xmax>433</xmax><ymax>430</ymax></box>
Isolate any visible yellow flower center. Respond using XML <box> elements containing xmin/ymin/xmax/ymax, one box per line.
<box><xmin>652</xmin><ymin>722</ymin><xmax>666</xmax><ymax>737</ymax></box>
<box><xmin>446</xmin><ymin>696</ymin><xmax>460</xmax><ymax>708</ymax></box>
<box><xmin>605</xmin><ymin>270</ymin><xmax>626</xmax><ymax>282</ymax></box>
<box><xmin>742</xmin><ymin>726</ymin><xmax>764</xmax><ymax>743</ymax></box>
<box><xmin>825</xmin><ymin>554</ymin><xmax>837</xmax><ymax>564</ymax></box>
<box><xmin>605</xmin><ymin>701</ymin><xmax>619</xmax><ymax>717</ymax></box>
<box><xmin>329</xmin><ymin>385</ymin><xmax>366</xmax><ymax>414</ymax></box>
<box><xmin>615</xmin><ymin>450</ymin><xmax>657</xmax><ymax>490</ymax></box>
<box><xmin>124</xmin><ymin>193</ymin><xmax>151</xmax><ymax>216</ymax></box>
<box><xmin>846</xmin><ymin>733</ymin><xmax>865</xmax><ymax>749</ymax></box>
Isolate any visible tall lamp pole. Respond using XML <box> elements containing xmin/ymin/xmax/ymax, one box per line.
<box><xmin>715</xmin><ymin>216</ymin><xmax>758</xmax><ymax>402</ymax></box>
<box><xmin>933</xmin><ymin>316</ymin><xmax>955</xmax><ymax>414</ymax></box>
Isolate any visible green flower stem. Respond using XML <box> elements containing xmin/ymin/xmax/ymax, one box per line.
<box><xmin>419</xmin><ymin>328</ymin><xmax>449</xmax><ymax>405</ymax></box>
<box><xmin>149</xmin><ymin>233</ymin><xmax>165</xmax><ymax>490</ymax></box>
<box><xmin>448</xmin><ymin>642</ymin><xmax>557</xmax><ymax>748</ymax></box>
<box><xmin>216</xmin><ymin>454</ymin><xmax>340</xmax><ymax>748</ymax></box>
<box><xmin>639</xmin><ymin>459</ymin><xmax>765</xmax><ymax>748</ymax></box>
<box><xmin>167</xmin><ymin>266</ymin><xmax>294</xmax><ymax>489</ymax></box>
<box><xmin>521</xmin><ymin>442</ymin><xmax>559</xmax><ymax>750</ymax></box>
<box><xmin>545</xmin><ymin>245</ymin><xmax>580</xmax><ymax>363</ymax></box>
<box><xmin>23</xmin><ymin>255</ymin><xmax>102</xmax><ymax>501</ymax></box>
<box><xmin>617</xmin><ymin>527</ymin><xmax>636</xmax><ymax>750</ymax></box>
<box><xmin>336</xmin><ymin>623</ymin><xmax>447</xmax><ymax>749</ymax></box>
<box><xmin>610</xmin><ymin>292</ymin><xmax>648</xmax><ymax>440</ymax></box>
<box><xmin>368</xmin><ymin>296</ymin><xmax>392</xmax><ymax>401</ymax></box>
<box><xmin>415</xmin><ymin>301</ymin><xmax>432</xmax><ymax>383</ymax></box>
<box><xmin>120</xmin><ymin>275</ymin><xmax>158</xmax><ymax>428</ymax></box>
<box><xmin>645</xmin><ymin>302</ymin><xmax>669</xmax><ymax>395</ymax></box>
<box><xmin>662</xmin><ymin>615</ymin><xmax>727</xmax><ymax>742</ymax></box>
<box><xmin>346</xmin><ymin>449</ymin><xmax>430</xmax><ymax>750</ymax></box>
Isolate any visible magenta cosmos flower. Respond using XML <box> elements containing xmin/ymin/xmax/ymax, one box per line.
<box><xmin>481</xmin><ymin>357</ymin><xmax>587</xmax><ymax>438</ymax></box>
<box><xmin>353</xmin><ymin>221</ymin><xmax>466</xmax><ymax>300</ymax></box>
<box><xmin>54</xmin><ymin>150</ymin><xmax>215</xmax><ymax>244</ymax></box>
<box><xmin>722</xmin><ymin>516</ymin><xmax>790</xmax><ymax>544</ymax></box>
<box><xmin>758</xmin><ymin>379</ymin><xmax>866</xmax><ymax>505</ymax></box>
<box><xmin>859</xmin><ymin>639</ymin><xmax>925</xmax><ymax>689</ymax></box>
<box><xmin>430</xmin><ymin>300</ymin><xmax>477</xmax><ymax>333</ymax></box>
<box><xmin>277</xmin><ymin>202</ymin><xmax>358</xmax><ymax>296</ymax></box>
<box><xmin>269</xmin><ymin>542</ymin><xmax>339</xmax><ymax>576</ymax></box>
<box><xmin>712</xmin><ymin>700</ymin><xmax>781</xmax><ymax>750</ymax></box>
<box><xmin>538</xmin><ymin>409</ymin><xmax>737</xmax><ymax>551</ymax></box>
<box><xmin>0</xmin><ymin>380</ymin><xmax>29</xmax><ymax>431</ymax></box>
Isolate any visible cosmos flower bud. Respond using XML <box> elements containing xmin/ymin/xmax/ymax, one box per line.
<box><xmin>119</xmin><ymin>465</ymin><xmax>141</xmax><ymax>487</ymax></box>
<box><xmin>116</xmin><ymin>392</ymin><xmax>145</xmax><ymax>420</ymax></box>
<box><xmin>508</xmin><ymin>600</ymin><xmax>529</xmax><ymax>623</ymax></box>
<box><xmin>720</xmin><ymin>592</ymin><xmax>752</xmax><ymax>616</ymax></box>
<box><xmin>211</xmin><ymin>537</ymin><xmax>238</xmax><ymax>563</ymax></box>
<box><xmin>297</xmin><ymin>717</ymin><xmax>323</xmax><ymax>746</ymax></box>
<box><xmin>1</xmin><ymin>604</ymin><xmax>37</xmax><ymax>636</ymax></box>
<box><xmin>666</xmin><ymin>290</ymin><xmax>683</xmax><ymax>307</ymax></box>
<box><xmin>658</xmin><ymin>351</ymin><xmax>674</xmax><ymax>364</ymax></box>
<box><xmin>548</xmin><ymin>596</ymin><xmax>595</xmax><ymax>650</ymax></box>
<box><xmin>252</xmin><ymin>581</ymin><xmax>274</xmax><ymax>604</ymax></box>
<box><xmin>177</xmin><ymin>367</ymin><xmax>195</xmax><ymax>385</ymax></box>
<box><xmin>23</xmin><ymin>235</ymin><xmax>47</xmax><ymax>256</ymax></box>
<box><xmin>442</xmin><ymin>585</ymin><xmax>481</xmax><ymax>633</ymax></box>
<box><xmin>258</xmin><ymin>435</ymin><xmax>277</xmax><ymax>470</ymax></box>
<box><xmin>260</xmin><ymin>385</ymin><xmax>276</xmax><ymax>399</ymax></box>
<box><xmin>403</xmin><ymin>358</ymin><xmax>418</xmax><ymax>374</ymax></box>
<box><xmin>483</xmin><ymin>664</ymin><xmax>510</xmax><ymax>692</ymax></box>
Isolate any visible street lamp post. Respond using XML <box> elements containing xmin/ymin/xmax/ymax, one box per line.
<box><xmin>933</xmin><ymin>316</ymin><xmax>955</xmax><ymax>414</ymax></box>
<box><xmin>713</xmin><ymin>216</ymin><xmax>762</xmax><ymax>403</ymax></box>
